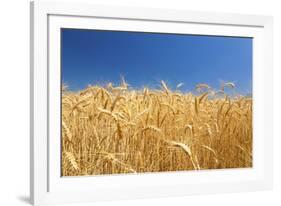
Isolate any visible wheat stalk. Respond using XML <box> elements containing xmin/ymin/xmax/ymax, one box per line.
<box><xmin>64</xmin><ymin>152</ymin><xmax>79</xmax><ymax>171</ymax></box>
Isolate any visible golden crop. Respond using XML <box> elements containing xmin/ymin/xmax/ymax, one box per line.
<box><xmin>62</xmin><ymin>81</ymin><xmax>252</xmax><ymax>176</ymax></box>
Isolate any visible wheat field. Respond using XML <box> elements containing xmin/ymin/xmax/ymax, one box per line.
<box><xmin>61</xmin><ymin>80</ymin><xmax>252</xmax><ymax>176</ymax></box>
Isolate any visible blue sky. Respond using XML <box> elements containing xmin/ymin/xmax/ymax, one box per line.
<box><xmin>61</xmin><ymin>28</ymin><xmax>252</xmax><ymax>94</ymax></box>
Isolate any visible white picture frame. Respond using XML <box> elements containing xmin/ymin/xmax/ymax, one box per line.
<box><xmin>30</xmin><ymin>0</ymin><xmax>273</xmax><ymax>205</ymax></box>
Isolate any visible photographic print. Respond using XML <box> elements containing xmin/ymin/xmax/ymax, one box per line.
<box><xmin>61</xmin><ymin>29</ymin><xmax>253</xmax><ymax>176</ymax></box>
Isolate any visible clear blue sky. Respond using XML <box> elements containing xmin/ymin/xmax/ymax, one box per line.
<box><xmin>61</xmin><ymin>28</ymin><xmax>252</xmax><ymax>94</ymax></box>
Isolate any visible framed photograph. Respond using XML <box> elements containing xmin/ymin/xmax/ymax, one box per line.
<box><xmin>30</xmin><ymin>0</ymin><xmax>273</xmax><ymax>205</ymax></box>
